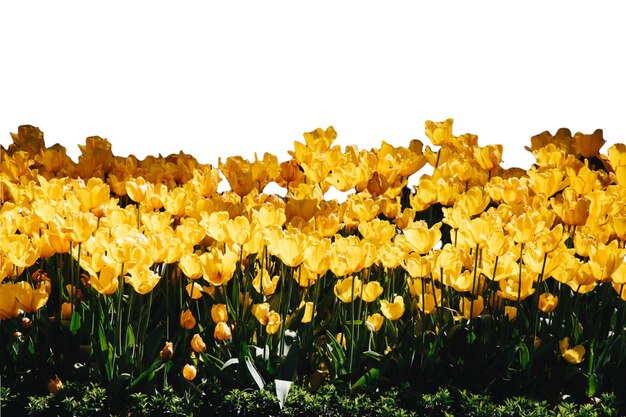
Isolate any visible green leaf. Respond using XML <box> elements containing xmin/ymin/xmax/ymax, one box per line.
<box><xmin>351</xmin><ymin>351</ymin><xmax>392</xmax><ymax>393</ymax></box>
<box><xmin>98</xmin><ymin>324</ymin><xmax>108</xmax><ymax>352</ymax></box>
<box><xmin>126</xmin><ymin>324</ymin><xmax>136</xmax><ymax>348</ymax></box>
<box><xmin>518</xmin><ymin>342</ymin><xmax>530</xmax><ymax>369</ymax></box>
<box><xmin>70</xmin><ymin>310</ymin><xmax>82</xmax><ymax>334</ymax></box>
<box><xmin>130</xmin><ymin>360</ymin><xmax>164</xmax><ymax>389</ymax></box>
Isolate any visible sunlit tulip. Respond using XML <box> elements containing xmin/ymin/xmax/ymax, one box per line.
<box><xmin>211</xmin><ymin>304</ymin><xmax>228</xmax><ymax>323</ymax></box>
<box><xmin>402</xmin><ymin>221</ymin><xmax>442</xmax><ymax>255</ymax></box>
<box><xmin>180</xmin><ymin>309</ymin><xmax>197</xmax><ymax>330</ymax></box>
<box><xmin>299</xmin><ymin>301</ymin><xmax>314</xmax><ymax>323</ymax></box>
<box><xmin>126</xmin><ymin>176</ymin><xmax>148</xmax><ymax>203</ymax></box>
<box><xmin>366</xmin><ymin>313</ymin><xmax>384</xmax><ymax>332</ymax></box>
<box><xmin>456</xmin><ymin>188</ymin><xmax>490</xmax><ymax>218</ymax></box>
<box><xmin>0</xmin><ymin>282</ymin><xmax>20</xmax><ymax>319</ymax></box>
<box><xmin>507</xmin><ymin>211</ymin><xmax>545</xmax><ymax>244</ymax></box>
<box><xmin>425</xmin><ymin>118</ymin><xmax>454</xmax><ymax>146</ymax></box>
<box><xmin>125</xmin><ymin>266</ymin><xmax>160</xmax><ymax>295</ymax></box>
<box><xmin>200</xmin><ymin>247</ymin><xmax>239</xmax><ymax>286</ymax></box>
<box><xmin>14</xmin><ymin>281</ymin><xmax>49</xmax><ymax>313</ymax></box>
<box><xmin>303</xmin><ymin>238</ymin><xmax>332</xmax><ymax>276</ymax></box>
<box><xmin>190</xmin><ymin>333</ymin><xmax>207</xmax><ymax>353</ymax></box>
<box><xmin>89</xmin><ymin>263</ymin><xmax>120</xmax><ymax>295</ymax></box>
<box><xmin>458</xmin><ymin>296</ymin><xmax>483</xmax><ymax>319</ymax></box>
<box><xmin>559</xmin><ymin>337</ymin><xmax>585</xmax><ymax>364</ymax></box>
<box><xmin>178</xmin><ymin>253</ymin><xmax>204</xmax><ymax>280</ymax></box>
<box><xmin>358</xmin><ymin>218</ymin><xmax>396</xmax><ymax>245</ymax></box>
<box><xmin>252</xmin><ymin>302</ymin><xmax>271</xmax><ymax>325</ymax></box>
<box><xmin>219</xmin><ymin>156</ymin><xmax>255</xmax><ymax>197</ymax></box>
<box><xmin>381</xmin><ymin>295</ymin><xmax>405</xmax><ymax>321</ymax></box>
<box><xmin>252</xmin><ymin>269</ymin><xmax>279</xmax><ymax>296</ymax></box>
<box><xmin>334</xmin><ymin>276</ymin><xmax>362</xmax><ymax>303</ymax></box>
<box><xmin>3</xmin><ymin>234</ymin><xmax>40</xmax><ymax>268</ymax></box>
<box><xmin>182</xmin><ymin>364</ymin><xmax>197</xmax><ymax>381</ymax></box>
<box><xmin>185</xmin><ymin>282</ymin><xmax>203</xmax><ymax>300</ymax></box>
<box><xmin>361</xmin><ymin>281</ymin><xmax>384</xmax><ymax>303</ymax></box>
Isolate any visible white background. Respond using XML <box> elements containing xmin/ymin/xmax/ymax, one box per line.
<box><xmin>1</xmin><ymin>1</ymin><xmax>625</xmax><ymax>174</ymax></box>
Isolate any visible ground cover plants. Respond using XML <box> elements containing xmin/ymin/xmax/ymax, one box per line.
<box><xmin>1</xmin><ymin>119</ymin><xmax>626</xmax><ymax>415</ymax></box>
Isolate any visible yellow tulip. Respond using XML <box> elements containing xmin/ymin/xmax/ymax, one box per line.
<box><xmin>0</xmin><ymin>282</ymin><xmax>20</xmax><ymax>319</ymax></box>
<box><xmin>504</xmin><ymin>306</ymin><xmax>517</xmax><ymax>321</ymax></box>
<box><xmin>89</xmin><ymin>263</ymin><xmax>120</xmax><ymax>295</ymax></box>
<box><xmin>180</xmin><ymin>309</ymin><xmax>197</xmax><ymax>330</ymax></box>
<box><xmin>266</xmin><ymin>311</ymin><xmax>282</xmax><ymax>335</ymax></box>
<box><xmin>125</xmin><ymin>266</ymin><xmax>160</xmax><ymax>295</ymax></box>
<box><xmin>252</xmin><ymin>269</ymin><xmax>279</xmax><ymax>296</ymax></box>
<box><xmin>182</xmin><ymin>364</ymin><xmax>197</xmax><ymax>381</ymax></box>
<box><xmin>361</xmin><ymin>281</ymin><xmax>384</xmax><ymax>303</ymax></box>
<box><xmin>380</xmin><ymin>295</ymin><xmax>405</xmax><ymax>321</ymax></box>
<box><xmin>200</xmin><ymin>247</ymin><xmax>238</xmax><ymax>286</ymax></box>
<box><xmin>190</xmin><ymin>333</ymin><xmax>207</xmax><ymax>353</ymax></box>
<box><xmin>185</xmin><ymin>282</ymin><xmax>203</xmax><ymax>300</ymax></box>
<box><xmin>178</xmin><ymin>253</ymin><xmax>204</xmax><ymax>280</ymax></box>
<box><xmin>2</xmin><ymin>234</ymin><xmax>40</xmax><ymax>269</ymax></box>
<box><xmin>211</xmin><ymin>304</ymin><xmax>228</xmax><ymax>323</ymax></box>
<box><xmin>252</xmin><ymin>302</ymin><xmax>271</xmax><ymax>325</ymax></box>
<box><xmin>402</xmin><ymin>221</ymin><xmax>442</xmax><ymax>255</ymax></box>
<box><xmin>14</xmin><ymin>281</ymin><xmax>49</xmax><ymax>313</ymax></box>
<box><xmin>126</xmin><ymin>176</ymin><xmax>148</xmax><ymax>203</ymax></box>
<box><xmin>559</xmin><ymin>337</ymin><xmax>585</xmax><ymax>364</ymax></box>
<box><xmin>299</xmin><ymin>301</ymin><xmax>314</xmax><ymax>323</ymax></box>
<box><xmin>573</xmin><ymin>129</ymin><xmax>605</xmax><ymax>158</ymax></box>
<box><xmin>538</xmin><ymin>293</ymin><xmax>558</xmax><ymax>313</ymax></box>
<box><xmin>366</xmin><ymin>313</ymin><xmax>384</xmax><ymax>332</ymax></box>
<box><xmin>458</xmin><ymin>296</ymin><xmax>483</xmax><ymax>320</ymax></box>
<box><xmin>334</xmin><ymin>276</ymin><xmax>362</xmax><ymax>303</ymax></box>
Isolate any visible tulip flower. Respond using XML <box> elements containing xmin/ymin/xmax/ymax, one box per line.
<box><xmin>190</xmin><ymin>334</ymin><xmax>207</xmax><ymax>353</ymax></box>
<box><xmin>366</xmin><ymin>313</ymin><xmax>384</xmax><ymax>332</ymax></box>
<box><xmin>381</xmin><ymin>295</ymin><xmax>405</xmax><ymax>321</ymax></box>
<box><xmin>266</xmin><ymin>311</ymin><xmax>282</xmax><ymax>335</ymax></box>
<box><xmin>538</xmin><ymin>293</ymin><xmax>558</xmax><ymax>313</ymax></box>
<box><xmin>210</xmin><ymin>304</ymin><xmax>228</xmax><ymax>323</ymax></box>
<box><xmin>159</xmin><ymin>341</ymin><xmax>174</xmax><ymax>360</ymax></box>
<box><xmin>214</xmin><ymin>321</ymin><xmax>232</xmax><ymax>341</ymax></box>
<box><xmin>360</xmin><ymin>281</ymin><xmax>384</xmax><ymax>303</ymax></box>
<box><xmin>334</xmin><ymin>276</ymin><xmax>362</xmax><ymax>303</ymax></box>
<box><xmin>180</xmin><ymin>309</ymin><xmax>197</xmax><ymax>330</ymax></box>
<box><xmin>182</xmin><ymin>364</ymin><xmax>197</xmax><ymax>381</ymax></box>
<box><xmin>560</xmin><ymin>338</ymin><xmax>585</xmax><ymax>364</ymax></box>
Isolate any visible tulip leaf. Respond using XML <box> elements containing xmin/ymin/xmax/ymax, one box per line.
<box><xmin>518</xmin><ymin>342</ymin><xmax>530</xmax><ymax>369</ymax></box>
<box><xmin>130</xmin><ymin>359</ymin><xmax>165</xmax><ymax>389</ymax></box>
<box><xmin>70</xmin><ymin>310</ymin><xmax>82</xmax><ymax>334</ymax></box>
<box><xmin>351</xmin><ymin>351</ymin><xmax>392</xmax><ymax>393</ymax></box>
<box><xmin>126</xmin><ymin>324</ymin><xmax>136</xmax><ymax>348</ymax></box>
<box><xmin>241</xmin><ymin>342</ymin><xmax>265</xmax><ymax>390</ymax></box>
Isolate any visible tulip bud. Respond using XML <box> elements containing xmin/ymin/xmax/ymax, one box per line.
<box><xmin>22</xmin><ymin>317</ymin><xmax>33</xmax><ymax>330</ymax></box>
<box><xmin>47</xmin><ymin>376</ymin><xmax>63</xmax><ymax>395</ymax></box>
<box><xmin>159</xmin><ymin>341</ymin><xmax>174</xmax><ymax>360</ymax></box>
<box><xmin>182</xmin><ymin>364</ymin><xmax>197</xmax><ymax>381</ymax></box>
<box><xmin>190</xmin><ymin>333</ymin><xmax>207</xmax><ymax>353</ymax></box>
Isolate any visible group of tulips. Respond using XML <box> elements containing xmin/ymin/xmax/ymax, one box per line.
<box><xmin>1</xmin><ymin>119</ymin><xmax>626</xmax><ymax>403</ymax></box>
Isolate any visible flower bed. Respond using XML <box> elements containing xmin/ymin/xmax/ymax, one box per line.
<box><xmin>1</xmin><ymin>120</ymin><xmax>626</xmax><ymax>414</ymax></box>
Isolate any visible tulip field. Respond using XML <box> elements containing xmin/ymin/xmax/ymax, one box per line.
<box><xmin>2</xmin><ymin>120</ymin><xmax>626</xmax><ymax>410</ymax></box>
